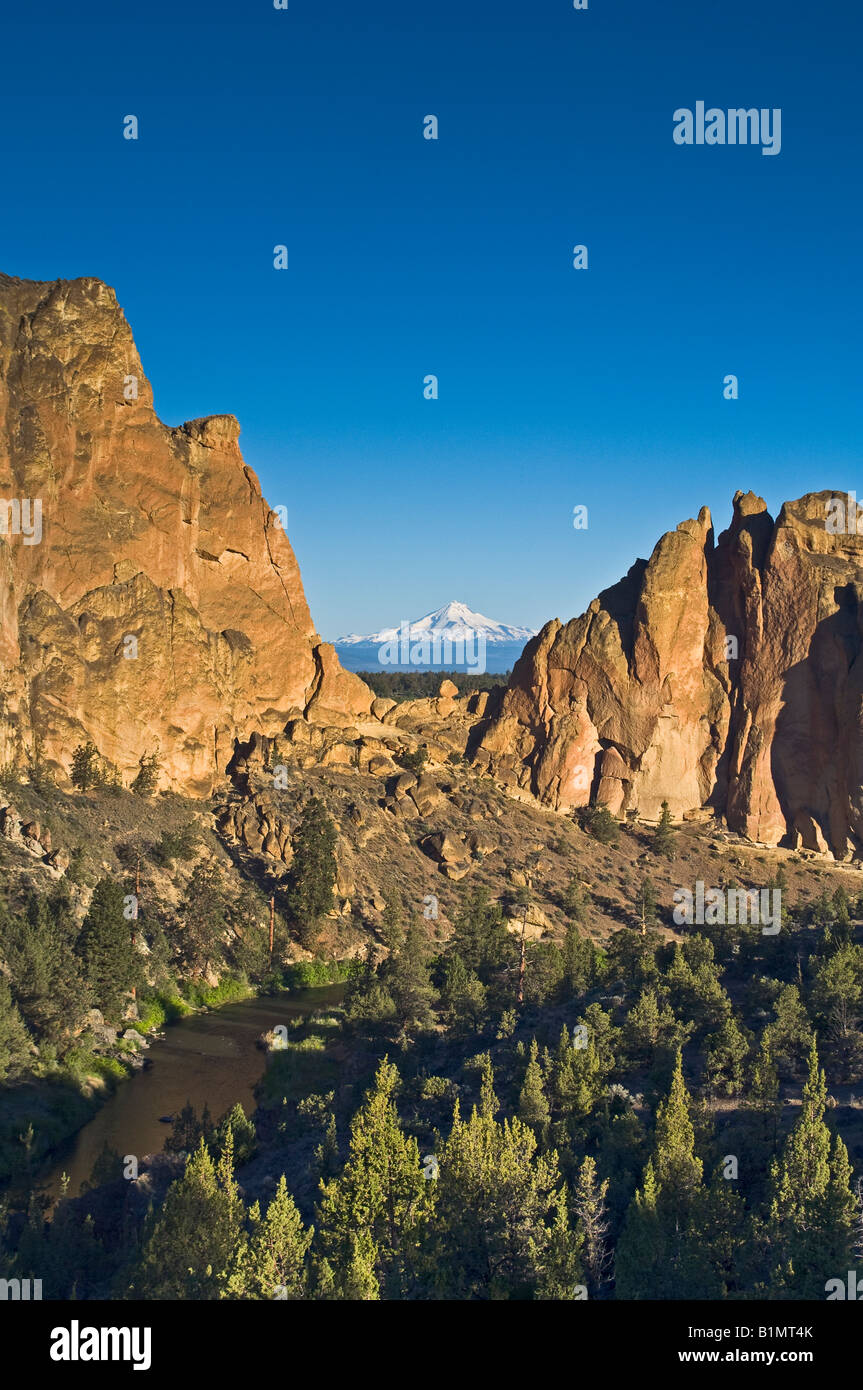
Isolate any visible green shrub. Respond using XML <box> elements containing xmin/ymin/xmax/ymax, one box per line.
<box><xmin>281</xmin><ymin>958</ymin><xmax>353</xmax><ymax>990</ymax></box>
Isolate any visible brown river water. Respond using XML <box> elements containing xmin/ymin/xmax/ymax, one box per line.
<box><xmin>39</xmin><ymin>985</ymin><xmax>344</xmax><ymax>1201</ymax></box>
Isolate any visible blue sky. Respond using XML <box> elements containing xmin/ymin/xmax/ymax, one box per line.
<box><xmin>1</xmin><ymin>0</ymin><xmax>860</xmax><ymax>638</ymax></box>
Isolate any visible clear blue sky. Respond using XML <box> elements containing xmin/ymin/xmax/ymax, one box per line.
<box><xmin>1</xmin><ymin>0</ymin><xmax>860</xmax><ymax>639</ymax></box>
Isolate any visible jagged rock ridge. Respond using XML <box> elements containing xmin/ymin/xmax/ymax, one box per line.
<box><xmin>475</xmin><ymin>490</ymin><xmax>863</xmax><ymax>859</ymax></box>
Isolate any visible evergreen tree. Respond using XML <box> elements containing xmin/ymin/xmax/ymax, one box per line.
<box><xmin>285</xmin><ymin>798</ymin><xmax>338</xmax><ymax>948</ymax></box>
<box><xmin>130</xmin><ymin>750</ymin><xmax>161</xmax><ymax>796</ymax></box>
<box><xmin>704</xmin><ymin>1014</ymin><xmax>750</xmax><ymax>1096</ymax></box>
<box><xmin>764</xmin><ymin>983</ymin><xmax>812</xmax><ymax>1079</ymax></box>
<box><xmin>128</xmin><ymin>1134</ymin><xmax>245</xmax><ymax>1299</ymax></box>
<box><xmin>0</xmin><ymin>975</ymin><xmax>33</xmax><ymax>1080</ymax></box>
<box><xmin>766</xmin><ymin>1038</ymin><xmax>857</xmax><ymax>1296</ymax></box>
<box><xmin>226</xmin><ymin>1176</ymin><xmax>312</xmax><ymax>1299</ymax></box>
<box><xmin>572</xmin><ymin>1155</ymin><xmax>612</xmax><ymax>1294</ymax></box>
<box><xmin>653</xmin><ymin>800</ymin><xmax>676</xmax><ymax>859</ymax></box>
<box><xmin>316</xmin><ymin>1058</ymin><xmax>432</xmax><ymax>1298</ymax></box>
<box><xmin>518</xmin><ymin>1039</ymin><xmax>551</xmax><ymax>1136</ymax></box>
<box><xmin>561</xmin><ymin>876</ymin><xmax>592</xmax><ymax>923</ymax></box>
<box><xmin>636</xmin><ymin>877</ymin><xmax>659</xmax><ymax>933</ymax></box>
<box><xmin>431</xmin><ymin>1071</ymin><xmax>579</xmax><ymax>1299</ymax></box>
<box><xmin>212</xmin><ymin>1103</ymin><xmax>257</xmax><ymax>1165</ymax></box>
<box><xmin>76</xmin><ymin>877</ymin><xmax>140</xmax><ymax>1018</ymax></box>
<box><xmin>440</xmin><ymin>952</ymin><xmax>487</xmax><ymax>1034</ymax></box>
<box><xmin>1</xmin><ymin>893</ymin><xmax>90</xmax><ymax>1047</ymax></box>
<box><xmin>616</xmin><ymin>1052</ymin><xmax>721</xmax><ymax>1298</ymax></box>
<box><xmin>562</xmin><ymin>918</ymin><xmax>599</xmax><ymax>997</ymax></box>
<box><xmin>70</xmin><ymin>740</ymin><xmax>102</xmax><ymax>792</ymax></box>
<box><xmin>383</xmin><ymin>920</ymin><xmax>438</xmax><ymax>1036</ymax></box>
<box><xmin>180</xmin><ymin>860</ymin><xmax>228</xmax><ymax>977</ymax></box>
<box><xmin>578</xmin><ymin>803</ymin><xmax>619</xmax><ymax>845</ymax></box>
<box><xmin>449</xmin><ymin>886</ymin><xmax>513</xmax><ymax>983</ymax></box>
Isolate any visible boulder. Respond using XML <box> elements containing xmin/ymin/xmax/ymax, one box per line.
<box><xmin>421</xmin><ymin>831</ymin><xmax>469</xmax><ymax>865</ymax></box>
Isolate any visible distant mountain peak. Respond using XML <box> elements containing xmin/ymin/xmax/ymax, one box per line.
<box><xmin>334</xmin><ymin>601</ymin><xmax>537</xmax><ymax>645</ymax></box>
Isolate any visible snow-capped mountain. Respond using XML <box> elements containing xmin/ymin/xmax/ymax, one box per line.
<box><xmin>334</xmin><ymin>600</ymin><xmax>536</xmax><ymax>645</ymax></box>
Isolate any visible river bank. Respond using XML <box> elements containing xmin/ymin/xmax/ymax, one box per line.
<box><xmin>35</xmin><ymin>983</ymin><xmax>346</xmax><ymax>1202</ymax></box>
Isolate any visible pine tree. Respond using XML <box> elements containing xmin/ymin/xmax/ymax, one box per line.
<box><xmin>0</xmin><ymin>976</ymin><xmax>33</xmax><ymax>1080</ymax></box>
<box><xmin>128</xmin><ymin>1135</ymin><xmax>245</xmax><ymax>1299</ymax></box>
<box><xmin>653</xmin><ymin>800</ymin><xmax>676</xmax><ymax>859</ymax></box>
<box><xmin>616</xmin><ymin>1052</ymin><xmax>721</xmax><ymax>1298</ymax></box>
<box><xmin>764</xmin><ymin>983</ymin><xmax>813</xmax><ymax>1079</ymax></box>
<box><xmin>431</xmin><ymin>1077</ymin><xmax>577</xmax><ymax>1299</ymax></box>
<box><xmin>226</xmin><ymin>1176</ymin><xmax>312</xmax><ymax>1299</ymax></box>
<box><xmin>449</xmin><ymin>886</ymin><xmax>513</xmax><ymax>982</ymax></box>
<box><xmin>130</xmin><ymin>750</ymin><xmax>161</xmax><ymax>796</ymax></box>
<box><xmin>636</xmin><ymin>876</ymin><xmax>659</xmax><ymax>933</ymax></box>
<box><xmin>180</xmin><ymin>860</ymin><xmax>228</xmax><ymax>977</ymax></box>
<box><xmin>212</xmin><ymin>1103</ymin><xmax>257</xmax><ymax>1165</ymax></box>
<box><xmin>383</xmin><ymin>919</ymin><xmax>438</xmax><ymax>1036</ymax></box>
<box><xmin>285</xmin><ymin>798</ymin><xmax>338</xmax><ymax>948</ymax></box>
<box><xmin>1</xmin><ymin>893</ymin><xmax>90</xmax><ymax>1047</ymax></box>
<box><xmin>379</xmin><ymin>892</ymin><xmax>404</xmax><ymax>951</ymax></box>
<box><xmin>534</xmin><ymin>1190</ymin><xmax>585</xmax><ymax>1299</ymax></box>
<box><xmin>767</xmin><ymin>1038</ymin><xmax>857</xmax><ymax>1295</ymax></box>
<box><xmin>518</xmin><ymin>1039</ymin><xmax>551</xmax><ymax>1136</ymax></box>
<box><xmin>562</xmin><ymin>918</ymin><xmax>598</xmax><ymax>996</ymax></box>
<box><xmin>704</xmin><ymin>1014</ymin><xmax>750</xmax><ymax>1096</ymax></box>
<box><xmin>441</xmin><ymin>951</ymin><xmax>487</xmax><ymax>1034</ymax></box>
<box><xmin>70</xmin><ymin>740</ymin><xmax>102</xmax><ymax>792</ymax></box>
<box><xmin>562</xmin><ymin>875</ymin><xmax>592</xmax><ymax>923</ymax></box>
<box><xmin>76</xmin><ymin>877</ymin><xmax>140</xmax><ymax>1018</ymax></box>
<box><xmin>572</xmin><ymin>1154</ymin><xmax>612</xmax><ymax>1294</ymax></box>
<box><xmin>316</xmin><ymin>1057</ymin><xmax>432</xmax><ymax>1298</ymax></box>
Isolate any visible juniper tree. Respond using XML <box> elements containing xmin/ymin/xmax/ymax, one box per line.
<box><xmin>226</xmin><ymin>1176</ymin><xmax>312</xmax><ymax>1300</ymax></box>
<box><xmin>572</xmin><ymin>1154</ymin><xmax>612</xmax><ymax>1294</ymax></box>
<box><xmin>128</xmin><ymin>1134</ymin><xmax>245</xmax><ymax>1299</ymax></box>
<box><xmin>130</xmin><ymin>750</ymin><xmax>161</xmax><ymax>796</ymax></box>
<box><xmin>0</xmin><ymin>976</ymin><xmax>32</xmax><ymax>1080</ymax></box>
<box><xmin>76</xmin><ymin>877</ymin><xmax>140</xmax><ymax>1018</ymax></box>
<box><xmin>449</xmin><ymin>886</ymin><xmax>513</xmax><ymax>983</ymax></box>
<box><xmin>616</xmin><ymin>1052</ymin><xmax>722</xmax><ymax>1299</ymax></box>
<box><xmin>704</xmin><ymin>1014</ymin><xmax>750</xmax><ymax>1096</ymax></box>
<box><xmin>766</xmin><ymin>1038</ymin><xmax>857</xmax><ymax>1296</ymax></box>
<box><xmin>653</xmin><ymin>800</ymin><xmax>676</xmax><ymax>859</ymax></box>
<box><xmin>440</xmin><ymin>952</ymin><xmax>487</xmax><ymax>1034</ymax></box>
<box><xmin>383</xmin><ymin>919</ymin><xmax>438</xmax><ymax>1036</ymax></box>
<box><xmin>316</xmin><ymin>1057</ymin><xmax>432</xmax><ymax>1299</ymax></box>
<box><xmin>285</xmin><ymin>798</ymin><xmax>337</xmax><ymax>948</ymax></box>
<box><xmin>70</xmin><ymin>741</ymin><xmax>102</xmax><ymax>792</ymax></box>
<box><xmin>0</xmin><ymin>891</ymin><xmax>91</xmax><ymax>1048</ymax></box>
<box><xmin>562</xmin><ymin>918</ymin><xmax>599</xmax><ymax>997</ymax></box>
<box><xmin>518</xmin><ymin>1038</ymin><xmax>551</xmax><ymax>1136</ymax></box>
<box><xmin>430</xmin><ymin>1066</ymin><xmax>580</xmax><ymax>1299</ymax></box>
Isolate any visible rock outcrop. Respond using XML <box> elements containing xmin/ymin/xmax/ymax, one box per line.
<box><xmin>475</xmin><ymin>490</ymin><xmax>863</xmax><ymax>858</ymax></box>
<box><xmin>0</xmin><ymin>272</ymin><xmax>372</xmax><ymax>793</ymax></box>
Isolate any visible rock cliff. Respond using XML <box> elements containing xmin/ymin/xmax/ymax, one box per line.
<box><xmin>0</xmin><ymin>272</ymin><xmax>372</xmax><ymax>793</ymax></box>
<box><xmin>475</xmin><ymin>490</ymin><xmax>863</xmax><ymax>858</ymax></box>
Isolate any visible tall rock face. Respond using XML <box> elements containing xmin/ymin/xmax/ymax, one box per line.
<box><xmin>476</xmin><ymin>490</ymin><xmax>863</xmax><ymax>858</ymax></box>
<box><xmin>0</xmin><ymin>272</ymin><xmax>372</xmax><ymax>794</ymax></box>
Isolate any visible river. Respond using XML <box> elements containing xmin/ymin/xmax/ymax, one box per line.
<box><xmin>40</xmin><ymin>985</ymin><xmax>345</xmax><ymax>1202</ymax></box>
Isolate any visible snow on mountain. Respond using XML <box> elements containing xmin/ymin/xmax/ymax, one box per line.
<box><xmin>334</xmin><ymin>600</ymin><xmax>537</xmax><ymax>646</ymax></box>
